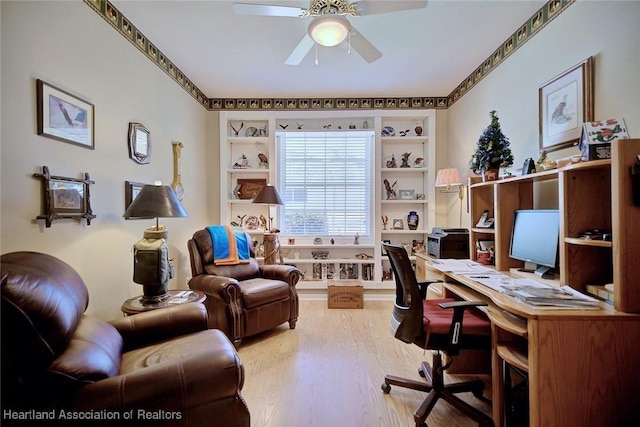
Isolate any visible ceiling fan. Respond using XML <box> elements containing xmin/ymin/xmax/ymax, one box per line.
<box><xmin>233</xmin><ymin>0</ymin><xmax>428</xmax><ymax>65</ymax></box>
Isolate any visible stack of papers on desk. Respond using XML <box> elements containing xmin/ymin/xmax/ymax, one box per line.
<box><xmin>502</xmin><ymin>283</ymin><xmax>600</xmax><ymax>309</ymax></box>
<box><xmin>430</xmin><ymin>259</ymin><xmax>495</xmax><ymax>274</ymax></box>
<box><xmin>460</xmin><ymin>275</ymin><xmax>601</xmax><ymax>309</ymax></box>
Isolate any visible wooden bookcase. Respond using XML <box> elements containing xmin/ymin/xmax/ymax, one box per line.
<box><xmin>468</xmin><ymin>139</ymin><xmax>640</xmax><ymax>313</ymax></box>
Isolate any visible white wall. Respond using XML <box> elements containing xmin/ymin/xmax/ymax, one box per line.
<box><xmin>442</xmin><ymin>0</ymin><xmax>640</xmax><ymax>227</ymax></box>
<box><xmin>1</xmin><ymin>1</ymin><xmax>216</xmax><ymax>319</ymax></box>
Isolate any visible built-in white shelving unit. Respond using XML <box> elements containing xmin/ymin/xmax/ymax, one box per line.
<box><xmin>220</xmin><ymin>110</ymin><xmax>435</xmax><ymax>290</ymax></box>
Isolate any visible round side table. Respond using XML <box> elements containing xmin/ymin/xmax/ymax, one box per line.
<box><xmin>121</xmin><ymin>289</ymin><xmax>206</xmax><ymax>315</ymax></box>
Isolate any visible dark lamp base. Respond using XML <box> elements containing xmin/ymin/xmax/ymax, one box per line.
<box><xmin>140</xmin><ymin>283</ymin><xmax>169</xmax><ymax>304</ymax></box>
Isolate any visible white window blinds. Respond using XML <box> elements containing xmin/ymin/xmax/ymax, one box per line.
<box><xmin>277</xmin><ymin>131</ymin><xmax>374</xmax><ymax>237</ymax></box>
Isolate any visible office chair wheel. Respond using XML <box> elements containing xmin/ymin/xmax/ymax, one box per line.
<box><xmin>471</xmin><ymin>382</ymin><xmax>485</xmax><ymax>399</ymax></box>
<box><xmin>381</xmin><ymin>383</ymin><xmax>391</xmax><ymax>394</ymax></box>
<box><xmin>418</xmin><ymin>367</ymin><xmax>425</xmax><ymax>377</ymax></box>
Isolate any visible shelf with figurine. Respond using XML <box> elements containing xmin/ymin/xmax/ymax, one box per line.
<box><xmin>381</xmin><ymin>151</ymin><xmax>425</xmax><ymax>169</ymax></box>
<box><xmin>229</xmin><ymin>151</ymin><xmax>270</xmax><ymax>170</ymax></box>
<box><xmin>227</xmin><ymin>120</ymin><xmax>269</xmax><ymax>138</ymax></box>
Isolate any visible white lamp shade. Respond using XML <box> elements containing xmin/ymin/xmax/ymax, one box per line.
<box><xmin>308</xmin><ymin>15</ymin><xmax>350</xmax><ymax>47</ymax></box>
<box><xmin>435</xmin><ymin>168</ymin><xmax>463</xmax><ymax>188</ymax></box>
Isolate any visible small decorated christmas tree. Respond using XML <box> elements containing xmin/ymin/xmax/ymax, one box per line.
<box><xmin>469</xmin><ymin>110</ymin><xmax>514</xmax><ymax>177</ymax></box>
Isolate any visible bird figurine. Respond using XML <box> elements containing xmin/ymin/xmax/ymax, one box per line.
<box><xmin>400</xmin><ymin>152</ymin><xmax>411</xmax><ymax>168</ymax></box>
<box><xmin>230</xmin><ymin>122</ymin><xmax>244</xmax><ymax>136</ymax></box>
<box><xmin>386</xmin><ymin>154</ymin><xmax>397</xmax><ymax>168</ymax></box>
<box><xmin>384</xmin><ymin>179</ymin><xmax>397</xmax><ymax>200</ymax></box>
<box><xmin>413</xmin><ymin>157</ymin><xmax>424</xmax><ymax>167</ymax></box>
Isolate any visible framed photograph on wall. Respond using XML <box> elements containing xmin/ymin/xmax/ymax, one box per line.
<box><xmin>36</xmin><ymin>79</ymin><xmax>95</xmax><ymax>149</ymax></box>
<box><xmin>538</xmin><ymin>57</ymin><xmax>593</xmax><ymax>152</ymax></box>
<box><xmin>128</xmin><ymin>122</ymin><xmax>151</xmax><ymax>164</ymax></box>
<box><xmin>33</xmin><ymin>165</ymin><xmax>95</xmax><ymax>228</ymax></box>
<box><xmin>124</xmin><ymin>181</ymin><xmax>152</xmax><ymax>219</ymax></box>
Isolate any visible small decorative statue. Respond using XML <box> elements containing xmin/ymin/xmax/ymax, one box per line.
<box><xmin>258</xmin><ymin>152</ymin><xmax>269</xmax><ymax>168</ymax></box>
<box><xmin>233</xmin><ymin>154</ymin><xmax>250</xmax><ymax>169</ymax></box>
<box><xmin>384</xmin><ymin>179</ymin><xmax>397</xmax><ymax>200</ymax></box>
<box><xmin>354</xmin><ymin>232</ymin><xmax>360</xmax><ymax>245</ymax></box>
<box><xmin>230</xmin><ymin>122</ymin><xmax>244</xmax><ymax>136</ymax></box>
<box><xmin>400</xmin><ymin>152</ymin><xmax>411</xmax><ymax>168</ymax></box>
<box><xmin>386</xmin><ymin>154</ymin><xmax>397</xmax><ymax>168</ymax></box>
<box><xmin>413</xmin><ymin>157</ymin><xmax>424</xmax><ymax>167</ymax></box>
<box><xmin>536</xmin><ymin>150</ymin><xmax>557</xmax><ymax>171</ymax></box>
<box><xmin>259</xmin><ymin>214</ymin><xmax>267</xmax><ymax>230</ymax></box>
<box><xmin>381</xmin><ymin>215</ymin><xmax>389</xmax><ymax>230</ymax></box>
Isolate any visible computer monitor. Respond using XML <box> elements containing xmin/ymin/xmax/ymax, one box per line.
<box><xmin>509</xmin><ymin>209</ymin><xmax>559</xmax><ymax>279</ymax></box>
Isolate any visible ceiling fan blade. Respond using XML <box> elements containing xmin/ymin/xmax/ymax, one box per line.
<box><xmin>354</xmin><ymin>0</ymin><xmax>428</xmax><ymax>16</ymax></box>
<box><xmin>285</xmin><ymin>34</ymin><xmax>315</xmax><ymax>65</ymax></box>
<box><xmin>233</xmin><ymin>2</ymin><xmax>304</xmax><ymax>17</ymax></box>
<box><xmin>349</xmin><ymin>28</ymin><xmax>382</xmax><ymax>63</ymax></box>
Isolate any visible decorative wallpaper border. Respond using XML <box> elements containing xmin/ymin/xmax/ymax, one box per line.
<box><xmin>84</xmin><ymin>0</ymin><xmax>574</xmax><ymax>111</ymax></box>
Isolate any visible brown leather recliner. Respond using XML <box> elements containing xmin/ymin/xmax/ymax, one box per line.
<box><xmin>187</xmin><ymin>228</ymin><xmax>300</xmax><ymax>347</ymax></box>
<box><xmin>1</xmin><ymin>251</ymin><xmax>250</xmax><ymax>427</ymax></box>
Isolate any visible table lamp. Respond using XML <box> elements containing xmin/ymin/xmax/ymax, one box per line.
<box><xmin>251</xmin><ymin>184</ymin><xmax>284</xmax><ymax>264</ymax></box>
<box><xmin>123</xmin><ymin>183</ymin><xmax>187</xmax><ymax>302</ymax></box>
<box><xmin>435</xmin><ymin>167</ymin><xmax>465</xmax><ymax>227</ymax></box>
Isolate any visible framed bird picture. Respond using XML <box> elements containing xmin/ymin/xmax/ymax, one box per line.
<box><xmin>36</xmin><ymin>79</ymin><xmax>95</xmax><ymax>149</ymax></box>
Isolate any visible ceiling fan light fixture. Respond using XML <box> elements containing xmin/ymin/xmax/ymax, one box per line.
<box><xmin>308</xmin><ymin>15</ymin><xmax>350</xmax><ymax>47</ymax></box>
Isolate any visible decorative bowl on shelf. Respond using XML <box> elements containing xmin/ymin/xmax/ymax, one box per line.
<box><xmin>245</xmin><ymin>126</ymin><xmax>259</xmax><ymax>137</ymax></box>
<box><xmin>381</xmin><ymin>126</ymin><xmax>395</xmax><ymax>137</ymax></box>
<box><xmin>244</xmin><ymin>216</ymin><xmax>260</xmax><ymax>230</ymax></box>
<box><xmin>311</xmin><ymin>251</ymin><xmax>329</xmax><ymax>260</ymax></box>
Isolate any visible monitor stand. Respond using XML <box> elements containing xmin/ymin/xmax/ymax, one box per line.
<box><xmin>534</xmin><ymin>266</ymin><xmax>554</xmax><ymax>280</ymax></box>
<box><xmin>518</xmin><ymin>262</ymin><xmax>555</xmax><ymax>280</ymax></box>
<box><xmin>517</xmin><ymin>261</ymin><xmax>537</xmax><ymax>274</ymax></box>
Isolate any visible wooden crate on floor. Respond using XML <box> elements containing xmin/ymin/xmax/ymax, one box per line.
<box><xmin>327</xmin><ymin>280</ymin><xmax>363</xmax><ymax>309</ymax></box>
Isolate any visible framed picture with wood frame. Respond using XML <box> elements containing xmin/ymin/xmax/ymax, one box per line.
<box><xmin>538</xmin><ymin>57</ymin><xmax>594</xmax><ymax>152</ymax></box>
<box><xmin>36</xmin><ymin>79</ymin><xmax>95</xmax><ymax>149</ymax></box>
<box><xmin>33</xmin><ymin>165</ymin><xmax>96</xmax><ymax>228</ymax></box>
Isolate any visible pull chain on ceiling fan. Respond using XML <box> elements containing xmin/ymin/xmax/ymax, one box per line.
<box><xmin>233</xmin><ymin>0</ymin><xmax>428</xmax><ymax>65</ymax></box>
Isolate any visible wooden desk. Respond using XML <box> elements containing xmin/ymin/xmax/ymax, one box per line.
<box><xmin>416</xmin><ymin>254</ymin><xmax>640</xmax><ymax>427</ymax></box>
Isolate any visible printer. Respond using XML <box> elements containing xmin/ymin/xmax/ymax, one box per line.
<box><xmin>427</xmin><ymin>228</ymin><xmax>469</xmax><ymax>259</ymax></box>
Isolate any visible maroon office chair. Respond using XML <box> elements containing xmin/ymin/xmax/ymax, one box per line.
<box><xmin>381</xmin><ymin>242</ymin><xmax>493</xmax><ymax>427</ymax></box>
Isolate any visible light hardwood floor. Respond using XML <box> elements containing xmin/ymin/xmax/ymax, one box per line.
<box><xmin>237</xmin><ymin>300</ymin><xmax>492</xmax><ymax>427</ymax></box>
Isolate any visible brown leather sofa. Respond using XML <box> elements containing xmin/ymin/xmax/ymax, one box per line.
<box><xmin>187</xmin><ymin>228</ymin><xmax>300</xmax><ymax>347</ymax></box>
<box><xmin>1</xmin><ymin>251</ymin><xmax>250</xmax><ymax>427</ymax></box>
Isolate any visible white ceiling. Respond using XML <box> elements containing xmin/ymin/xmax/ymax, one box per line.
<box><xmin>110</xmin><ymin>0</ymin><xmax>547</xmax><ymax>100</ymax></box>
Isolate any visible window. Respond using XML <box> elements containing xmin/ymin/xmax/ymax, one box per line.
<box><xmin>277</xmin><ymin>131</ymin><xmax>374</xmax><ymax>238</ymax></box>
